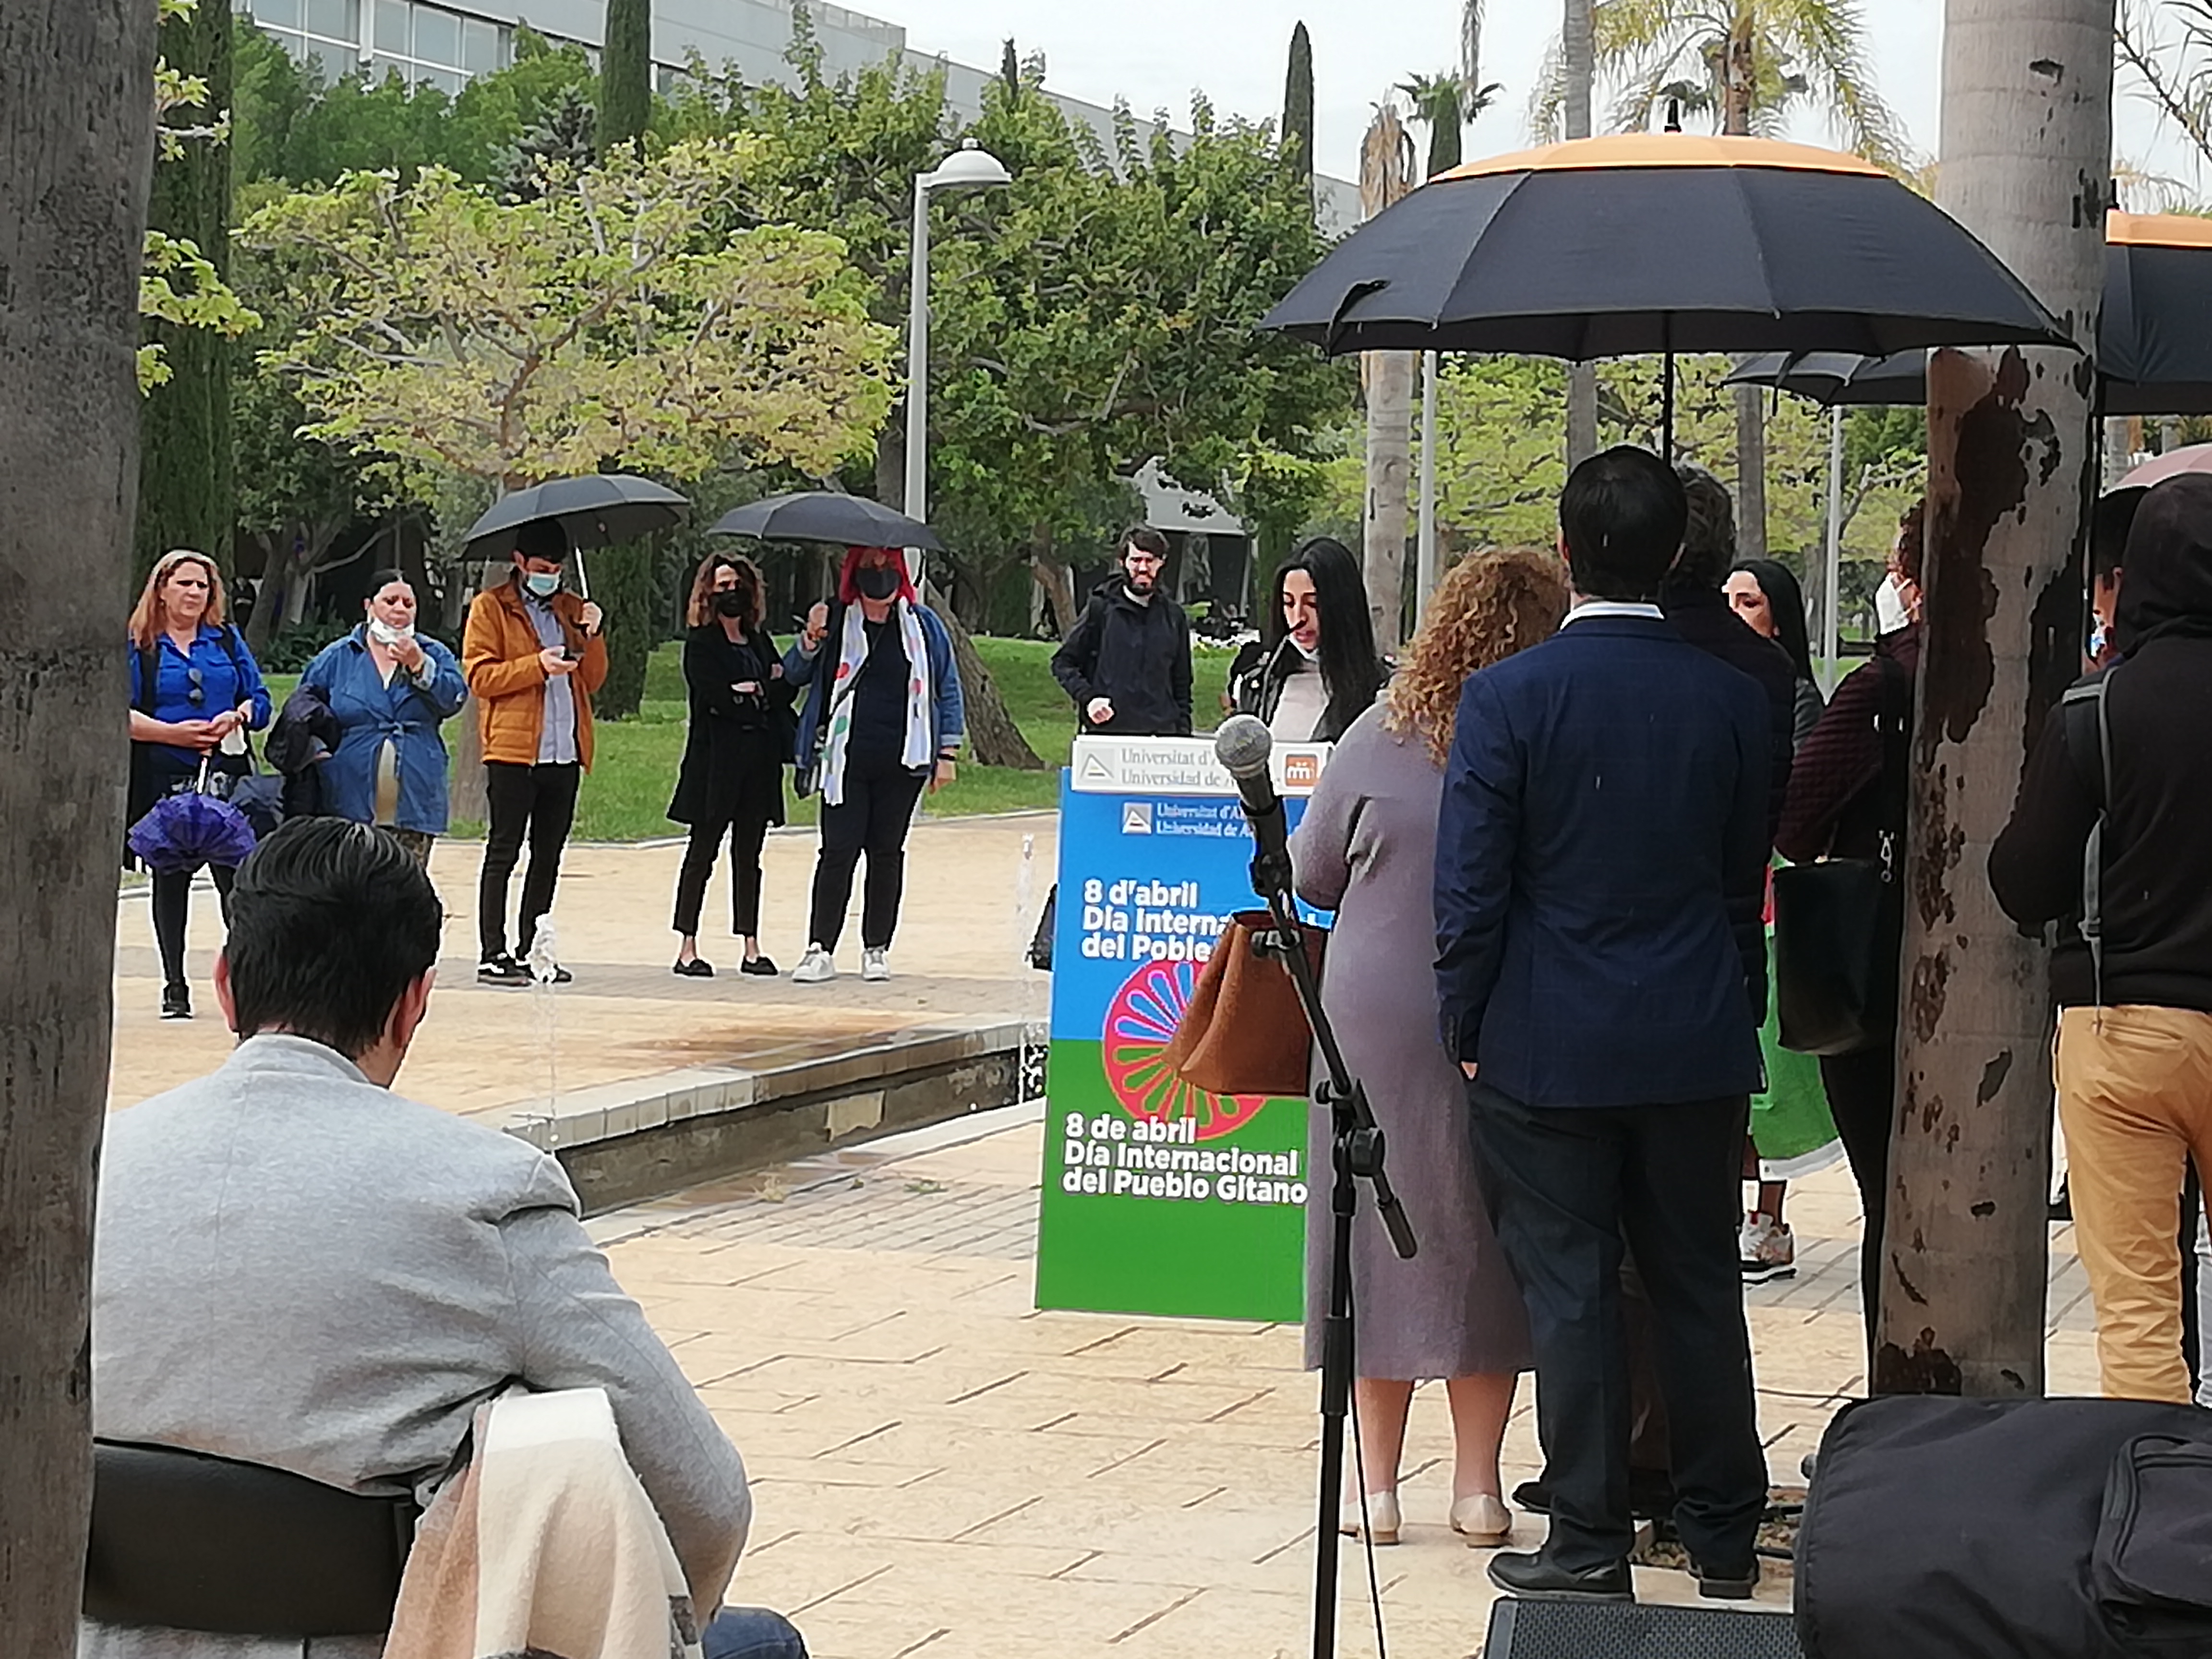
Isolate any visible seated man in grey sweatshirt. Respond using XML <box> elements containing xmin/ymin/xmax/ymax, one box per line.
<box><xmin>86</xmin><ymin>818</ymin><xmax>800</xmax><ymax>1659</ymax></box>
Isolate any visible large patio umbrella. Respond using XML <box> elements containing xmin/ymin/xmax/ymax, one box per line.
<box><xmin>1260</xmin><ymin>132</ymin><xmax>2071</xmax><ymax>448</ymax></box>
<box><xmin>1723</xmin><ymin>350</ymin><xmax>1928</xmax><ymax>407</ymax></box>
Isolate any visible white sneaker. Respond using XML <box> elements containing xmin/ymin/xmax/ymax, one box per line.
<box><xmin>791</xmin><ymin>946</ymin><xmax>837</xmax><ymax>984</ymax></box>
<box><xmin>1739</xmin><ymin>1214</ymin><xmax>1797</xmax><ymax>1283</ymax></box>
<box><xmin>860</xmin><ymin>947</ymin><xmax>890</xmax><ymax>982</ymax></box>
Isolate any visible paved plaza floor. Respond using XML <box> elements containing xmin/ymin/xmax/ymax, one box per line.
<box><xmin>107</xmin><ymin>821</ymin><xmax>2106</xmax><ymax>1659</ymax></box>
<box><xmin>595</xmin><ymin>1110</ymin><xmax>2099</xmax><ymax>1659</ymax></box>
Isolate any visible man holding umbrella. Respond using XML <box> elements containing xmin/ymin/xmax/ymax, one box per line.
<box><xmin>465</xmin><ymin>519</ymin><xmax>607</xmax><ymax>985</ymax></box>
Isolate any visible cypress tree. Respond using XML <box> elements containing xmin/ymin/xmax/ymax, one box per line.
<box><xmin>137</xmin><ymin>0</ymin><xmax>234</xmax><ymax>581</ymax></box>
<box><xmin>598</xmin><ymin>0</ymin><xmax>651</xmax><ymax>155</ymax></box>
<box><xmin>1282</xmin><ymin>23</ymin><xmax>1314</xmax><ymax>210</ymax></box>
<box><xmin>1000</xmin><ymin>38</ymin><xmax>1020</xmax><ymax>99</ymax></box>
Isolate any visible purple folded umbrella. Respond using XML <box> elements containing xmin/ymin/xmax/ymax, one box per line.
<box><xmin>128</xmin><ymin>784</ymin><xmax>259</xmax><ymax>874</ymax></box>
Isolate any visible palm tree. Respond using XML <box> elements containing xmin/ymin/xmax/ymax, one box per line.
<box><xmin>1881</xmin><ymin>0</ymin><xmax>2114</xmax><ymax>1399</ymax></box>
<box><xmin>1536</xmin><ymin>1</ymin><xmax>1906</xmax><ymax>548</ymax></box>
<box><xmin>1563</xmin><ymin>0</ymin><xmax>1599</xmax><ymax>467</ymax></box>
<box><xmin>1</xmin><ymin>3</ymin><xmax>158</xmax><ymax>1644</ymax></box>
<box><xmin>1359</xmin><ymin>100</ymin><xmax>1417</xmax><ymax>649</ymax></box>
<box><xmin>1400</xmin><ymin>71</ymin><xmax>1502</xmax><ymax>178</ymax></box>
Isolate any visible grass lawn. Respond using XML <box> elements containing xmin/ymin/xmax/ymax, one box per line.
<box><xmin>267</xmin><ymin>638</ymin><xmax>1237</xmax><ymax>843</ymax></box>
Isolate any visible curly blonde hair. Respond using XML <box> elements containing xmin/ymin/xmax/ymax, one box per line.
<box><xmin>1382</xmin><ymin>547</ymin><xmax>1570</xmax><ymax>767</ymax></box>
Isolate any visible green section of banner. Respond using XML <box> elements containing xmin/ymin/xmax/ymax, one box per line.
<box><xmin>1034</xmin><ymin>1039</ymin><xmax>1309</xmax><ymax>1322</ymax></box>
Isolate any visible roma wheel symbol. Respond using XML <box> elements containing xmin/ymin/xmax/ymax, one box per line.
<box><xmin>1101</xmin><ymin>959</ymin><xmax>1269</xmax><ymax>1141</ymax></box>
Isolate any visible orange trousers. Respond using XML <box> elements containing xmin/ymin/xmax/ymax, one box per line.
<box><xmin>2055</xmin><ymin>1004</ymin><xmax>2212</xmax><ymax>1403</ymax></box>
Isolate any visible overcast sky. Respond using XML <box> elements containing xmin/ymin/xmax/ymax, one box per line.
<box><xmin>882</xmin><ymin>0</ymin><xmax>2198</xmax><ymax>198</ymax></box>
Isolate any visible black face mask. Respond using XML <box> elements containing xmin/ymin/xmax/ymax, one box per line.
<box><xmin>714</xmin><ymin>591</ymin><xmax>747</xmax><ymax>619</ymax></box>
<box><xmin>855</xmin><ymin>566</ymin><xmax>901</xmax><ymax>601</ymax></box>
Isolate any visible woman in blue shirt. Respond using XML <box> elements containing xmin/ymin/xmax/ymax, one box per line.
<box><xmin>298</xmin><ymin>571</ymin><xmax>468</xmax><ymax>868</ymax></box>
<box><xmin>126</xmin><ymin>549</ymin><xmax>273</xmax><ymax>1020</ymax></box>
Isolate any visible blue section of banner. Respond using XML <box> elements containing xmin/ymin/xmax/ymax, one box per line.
<box><xmin>1049</xmin><ymin>776</ymin><xmax>1309</xmax><ymax>1041</ymax></box>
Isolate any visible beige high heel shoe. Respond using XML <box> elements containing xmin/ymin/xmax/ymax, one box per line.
<box><xmin>1450</xmin><ymin>1492</ymin><xmax>1514</xmax><ymax>1546</ymax></box>
<box><xmin>1339</xmin><ymin>1489</ymin><xmax>1401</xmax><ymax>1544</ymax></box>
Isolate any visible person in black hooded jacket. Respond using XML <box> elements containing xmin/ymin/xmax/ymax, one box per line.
<box><xmin>1991</xmin><ymin>472</ymin><xmax>2212</xmax><ymax>1404</ymax></box>
<box><xmin>1051</xmin><ymin>527</ymin><xmax>1193</xmax><ymax>736</ymax></box>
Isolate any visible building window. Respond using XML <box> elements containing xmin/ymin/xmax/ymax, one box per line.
<box><xmin>245</xmin><ymin>0</ymin><xmax>510</xmax><ymax>90</ymax></box>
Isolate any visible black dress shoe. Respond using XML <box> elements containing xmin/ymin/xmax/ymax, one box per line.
<box><xmin>1486</xmin><ymin>1550</ymin><xmax>1634</xmax><ymax>1602</ymax></box>
<box><xmin>160</xmin><ymin>981</ymin><xmax>192</xmax><ymax>1020</ymax></box>
<box><xmin>1692</xmin><ymin>1558</ymin><xmax>1761</xmax><ymax>1600</ymax></box>
<box><xmin>1512</xmin><ymin>1471</ymin><xmax>1677</xmax><ymax>1521</ymax></box>
<box><xmin>740</xmin><ymin>955</ymin><xmax>779</xmax><ymax>976</ymax></box>
<box><xmin>672</xmin><ymin>957</ymin><xmax>715</xmax><ymax>978</ymax></box>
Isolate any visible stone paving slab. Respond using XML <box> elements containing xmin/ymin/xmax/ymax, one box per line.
<box><xmin>589</xmin><ymin>1105</ymin><xmax>2114</xmax><ymax>1659</ymax></box>
<box><xmin>108</xmin><ymin>817</ymin><xmax>1056</xmax><ymax>1121</ymax></box>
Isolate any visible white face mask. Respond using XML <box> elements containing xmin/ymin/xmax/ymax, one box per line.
<box><xmin>1874</xmin><ymin>574</ymin><xmax>1911</xmax><ymax>636</ymax></box>
<box><xmin>367</xmin><ymin>617</ymin><xmax>413</xmax><ymax>647</ymax></box>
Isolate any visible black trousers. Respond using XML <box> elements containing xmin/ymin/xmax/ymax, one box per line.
<box><xmin>150</xmin><ymin>863</ymin><xmax>237</xmax><ymax>987</ymax></box>
<box><xmin>1470</xmin><ymin>1080</ymin><xmax>1767</xmax><ymax>1573</ymax></box>
<box><xmin>806</xmin><ymin>752</ymin><xmax>926</xmax><ymax>951</ymax></box>
<box><xmin>479</xmin><ymin>761</ymin><xmax>581</xmax><ymax>960</ymax></box>
<box><xmin>1820</xmin><ymin>1042</ymin><xmax>1896</xmax><ymax>1365</ymax></box>
<box><xmin>673</xmin><ymin>808</ymin><xmax>773</xmax><ymax>938</ymax></box>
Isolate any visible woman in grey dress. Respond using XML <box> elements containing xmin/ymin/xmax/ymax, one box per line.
<box><xmin>1289</xmin><ymin>547</ymin><xmax>1566</xmax><ymax>1548</ymax></box>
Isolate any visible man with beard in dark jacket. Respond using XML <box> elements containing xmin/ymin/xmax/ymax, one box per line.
<box><xmin>1991</xmin><ymin>473</ymin><xmax>2212</xmax><ymax>1404</ymax></box>
<box><xmin>1052</xmin><ymin>527</ymin><xmax>1193</xmax><ymax>736</ymax></box>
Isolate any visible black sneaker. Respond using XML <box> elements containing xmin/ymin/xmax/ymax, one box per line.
<box><xmin>160</xmin><ymin>981</ymin><xmax>192</xmax><ymax>1020</ymax></box>
<box><xmin>478</xmin><ymin>953</ymin><xmax>531</xmax><ymax>986</ymax></box>
<box><xmin>530</xmin><ymin>962</ymin><xmax>573</xmax><ymax>986</ymax></box>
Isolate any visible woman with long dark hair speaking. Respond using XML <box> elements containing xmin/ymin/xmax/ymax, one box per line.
<box><xmin>669</xmin><ymin>553</ymin><xmax>790</xmax><ymax>978</ymax></box>
<box><xmin>1236</xmin><ymin>536</ymin><xmax>1389</xmax><ymax>742</ymax></box>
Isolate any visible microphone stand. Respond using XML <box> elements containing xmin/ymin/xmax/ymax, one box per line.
<box><xmin>1246</xmin><ymin>844</ymin><xmax>1417</xmax><ymax>1659</ymax></box>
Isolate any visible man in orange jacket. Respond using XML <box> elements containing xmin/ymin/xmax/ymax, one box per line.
<box><xmin>463</xmin><ymin>519</ymin><xmax>608</xmax><ymax>984</ymax></box>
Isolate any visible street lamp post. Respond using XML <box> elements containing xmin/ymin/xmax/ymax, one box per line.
<box><xmin>904</xmin><ymin>141</ymin><xmax>1012</xmax><ymax>584</ymax></box>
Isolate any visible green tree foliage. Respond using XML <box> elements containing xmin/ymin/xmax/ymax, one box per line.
<box><xmin>599</xmin><ymin>0</ymin><xmax>652</xmax><ymax>154</ymax></box>
<box><xmin>1283</xmin><ymin>22</ymin><xmax>1315</xmax><ymax>200</ymax></box>
<box><xmin>245</xmin><ymin>140</ymin><xmax>901</xmax><ymax>716</ymax></box>
<box><xmin>231</xmin><ymin>24</ymin><xmax>597</xmax><ymax>188</ymax></box>
<box><xmin>141</xmin><ymin>0</ymin><xmax>240</xmax><ymax>578</ymax></box>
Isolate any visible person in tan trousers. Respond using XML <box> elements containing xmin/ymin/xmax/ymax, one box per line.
<box><xmin>1992</xmin><ymin>474</ymin><xmax>2212</xmax><ymax>1403</ymax></box>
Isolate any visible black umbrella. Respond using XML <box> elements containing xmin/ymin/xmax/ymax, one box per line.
<box><xmin>1727</xmin><ymin>215</ymin><xmax>2212</xmax><ymax>417</ymax></box>
<box><xmin>461</xmin><ymin>475</ymin><xmax>689</xmax><ymax>561</ymax></box>
<box><xmin>708</xmin><ymin>491</ymin><xmax>944</xmax><ymax>552</ymax></box>
<box><xmin>1724</xmin><ymin>350</ymin><xmax>1929</xmax><ymax>407</ymax></box>
<box><xmin>1260</xmin><ymin>132</ymin><xmax>2071</xmax><ymax>446</ymax></box>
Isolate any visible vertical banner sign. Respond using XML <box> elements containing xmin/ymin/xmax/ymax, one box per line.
<box><xmin>1036</xmin><ymin>736</ymin><xmax>1330</xmax><ymax>1322</ymax></box>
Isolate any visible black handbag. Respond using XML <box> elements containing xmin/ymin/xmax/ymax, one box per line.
<box><xmin>1774</xmin><ymin>658</ymin><xmax>1909</xmax><ymax>1057</ymax></box>
<box><xmin>84</xmin><ymin>1439</ymin><xmax>418</xmax><ymax>1637</ymax></box>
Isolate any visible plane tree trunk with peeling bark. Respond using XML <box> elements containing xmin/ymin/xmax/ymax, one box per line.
<box><xmin>1877</xmin><ymin>0</ymin><xmax>2115</xmax><ymax>1398</ymax></box>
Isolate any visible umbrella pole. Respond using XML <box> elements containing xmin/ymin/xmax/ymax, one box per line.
<box><xmin>1825</xmin><ymin>404</ymin><xmax>1844</xmax><ymax>684</ymax></box>
<box><xmin>1661</xmin><ymin>349</ymin><xmax>1676</xmax><ymax>459</ymax></box>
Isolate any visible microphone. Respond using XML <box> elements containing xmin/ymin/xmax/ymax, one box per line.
<box><xmin>1214</xmin><ymin>715</ymin><xmax>1291</xmax><ymax>896</ymax></box>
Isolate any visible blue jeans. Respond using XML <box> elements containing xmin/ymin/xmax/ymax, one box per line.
<box><xmin>703</xmin><ymin>1606</ymin><xmax>807</xmax><ymax>1659</ymax></box>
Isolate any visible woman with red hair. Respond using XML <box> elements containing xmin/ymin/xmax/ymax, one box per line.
<box><xmin>782</xmin><ymin>547</ymin><xmax>965</xmax><ymax>983</ymax></box>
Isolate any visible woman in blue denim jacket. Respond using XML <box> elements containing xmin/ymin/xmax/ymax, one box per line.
<box><xmin>298</xmin><ymin>571</ymin><xmax>468</xmax><ymax>867</ymax></box>
<box><xmin>126</xmin><ymin>550</ymin><xmax>273</xmax><ymax>1020</ymax></box>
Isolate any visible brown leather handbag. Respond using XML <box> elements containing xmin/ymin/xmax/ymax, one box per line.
<box><xmin>1160</xmin><ymin>910</ymin><xmax>1325</xmax><ymax>1099</ymax></box>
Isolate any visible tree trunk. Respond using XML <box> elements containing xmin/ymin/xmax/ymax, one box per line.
<box><xmin>1879</xmin><ymin>0</ymin><xmax>2115</xmax><ymax>1398</ymax></box>
<box><xmin>1031</xmin><ymin>553</ymin><xmax>1076</xmax><ymax>638</ymax></box>
<box><xmin>1563</xmin><ymin>0</ymin><xmax>1599</xmax><ymax>468</ymax></box>
<box><xmin>1363</xmin><ymin>351</ymin><xmax>1416</xmax><ymax>651</ymax></box>
<box><xmin>0</xmin><ymin>3</ymin><xmax>158</xmax><ymax>1647</ymax></box>
<box><xmin>1721</xmin><ymin>50</ymin><xmax>1768</xmax><ymax>555</ymax></box>
<box><xmin>938</xmin><ymin>602</ymin><xmax>1044</xmax><ymax>769</ymax></box>
<box><xmin>1734</xmin><ymin>385</ymin><xmax>1770</xmax><ymax>557</ymax></box>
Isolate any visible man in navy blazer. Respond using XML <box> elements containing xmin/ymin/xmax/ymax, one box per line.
<box><xmin>1435</xmin><ymin>446</ymin><xmax>1770</xmax><ymax>1603</ymax></box>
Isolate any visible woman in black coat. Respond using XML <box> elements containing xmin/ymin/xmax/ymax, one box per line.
<box><xmin>669</xmin><ymin>553</ymin><xmax>791</xmax><ymax>977</ymax></box>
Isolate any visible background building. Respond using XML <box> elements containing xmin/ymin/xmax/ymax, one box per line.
<box><xmin>236</xmin><ymin>0</ymin><xmax>1361</xmax><ymax>228</ymax></box>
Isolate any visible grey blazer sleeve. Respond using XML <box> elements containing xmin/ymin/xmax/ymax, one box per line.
<box><xmin>499</xmin><ymin>1197</ymin><xmax>751</xmax><ymax>1613</ymax></box>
